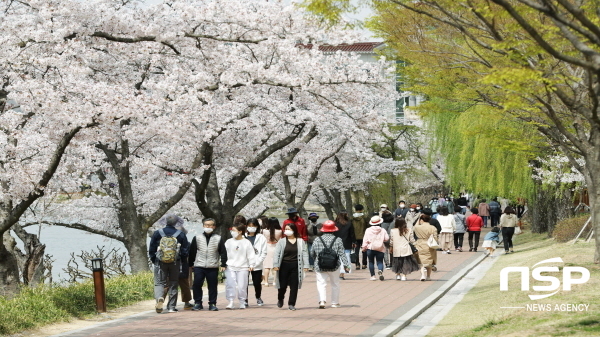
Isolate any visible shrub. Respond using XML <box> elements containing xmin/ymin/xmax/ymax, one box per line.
<box><xmin>553</xmin><ymin>214</ymin><xmax>591</xmax><ymax>243</ymax></box>
<box><xmin>0</xmin><ymin>272</ymin><xmax>153</xmax><ymax>335</ymax></box>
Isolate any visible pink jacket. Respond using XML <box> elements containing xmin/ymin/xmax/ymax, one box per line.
<box><xmin>361</xmin><ymin>226</ymin><xmax>389</xmax><ymax>252</ymax></box>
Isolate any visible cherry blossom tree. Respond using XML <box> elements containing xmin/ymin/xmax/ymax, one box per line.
<box><xmin>10</xmin><ymin>0</ymin><xmax>396</xmax><ymax>275</ymax></box>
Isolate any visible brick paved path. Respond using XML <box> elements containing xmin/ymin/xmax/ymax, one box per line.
<box><xmin>60</xmin><ymin>248</ymin><xmax>485</xmax><ymax>337</ymax></box>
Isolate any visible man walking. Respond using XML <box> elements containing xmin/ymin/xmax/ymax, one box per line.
<box><xmin>351</xmin><ymin>205</ymin><xmax>369</xmax><ymax>269</ymax></box>
<box><xmin>188</xmin><ymin>218</ymin><xmax>227</xmax><ymax>311</ymax></box>
<box><xmin>149</xmin><ymin>214</ymin><xmax>189</xmax><ymax>313</ymax></box>
<box><xmin>310</xmin><ymin>220</ymin><xmax>350</xmax><ymax>309</ymax></box>
<box><xmin>489</xmin><ymin>198</ymin><xmax>502</xmax><ymax>227</ymax></box>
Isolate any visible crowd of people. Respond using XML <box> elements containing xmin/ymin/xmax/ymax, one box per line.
<box><xmin>148</xmin><ymin>196</ymin><xmax>523</xmax><ymax>313</ymax></box>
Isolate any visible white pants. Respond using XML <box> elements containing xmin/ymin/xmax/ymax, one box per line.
<box><xmin>316</xmin><ymin>270</ymin><xmax>341</xmax><ymax>304</ymax></box>
<box><xmin>339</xmin><ymin>249</ymin><xmax>351</xmax><ymax>273</ymax></box>
<box><xmin>225</xmin><ymin>269</ymin><xmax>249</xmax><ymax>302</ymax></box>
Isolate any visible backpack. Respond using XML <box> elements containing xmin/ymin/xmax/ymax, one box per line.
<box><xmin>317</xmin><ymin>237</ymin><xmax>339</xmax><ymax>270</ymax></box>
<box><xmin>157</xmin><ymin>228</ymin><xmax>181</xmax><ymax>264</ymax></box>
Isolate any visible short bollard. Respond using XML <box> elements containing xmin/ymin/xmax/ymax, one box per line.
<box><xmin>91</xmin><ymin>258</ymin><xmax>107</xmax><ymax>313</ymax></box>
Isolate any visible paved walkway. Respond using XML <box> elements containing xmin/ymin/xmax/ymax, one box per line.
<box><xmin>54</xmin><ymin>248</ymin><xmax>485</xmax><ymax>337</ymax></box>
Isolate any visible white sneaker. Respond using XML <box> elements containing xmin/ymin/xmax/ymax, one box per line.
<box><xmin>239</xmin><ymin>303</ymin><xmax>246</xmax><ymax>310</ymax></box>
<box><xmin>319</xmin><ymin>301</ymin><xmax>326</xmax><ymax>309</ymax></box>
<box><xmin>370</xmin><ymin>276</ymin><xmax>377</xmax><ymax>281</ymax></box>
<box><xmin>226</xmin><ymin>301</ymin><xmax>234</xmax><ymax>310</ymax></box>
<box><xmin>401</xmin><ymin>275</ymin><xmax>406</xmax><ymax>281</ymax></box>
<box><xmin>331</xmin><ymin>304</ymin><xmax>341</xmax><ymax>308</ymax></box>
<box><xmin>396</xmin><ymin>275</ymin><xmax>401</xmax><ymax>280</ymax></box>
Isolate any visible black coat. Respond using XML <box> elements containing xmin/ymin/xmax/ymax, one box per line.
<box><xmin>334</xmin><ymin>222</ymin><xmax>356</xmax><ymax>249</ymax></box>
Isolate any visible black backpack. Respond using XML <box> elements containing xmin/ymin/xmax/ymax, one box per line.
<box><xmin>318</xmin><ymin>237</ymin><xmax>339</xmax><ymax>270</ymax></box>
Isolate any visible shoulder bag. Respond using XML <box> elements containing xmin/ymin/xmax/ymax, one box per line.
<box><xmin>427</xmin><ymin>234</ymin><xmax>440</xmax><ymax>249</ymax></box>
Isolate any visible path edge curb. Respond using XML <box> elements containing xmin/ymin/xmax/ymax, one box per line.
<box><xmin>373</xmin><ymin>253</ymin><xmax>489</xmax><ymax>337</ymax></box>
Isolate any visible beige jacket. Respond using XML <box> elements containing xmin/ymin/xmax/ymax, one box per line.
<box><xmin>500</xmin><ymin>214</ymin><xmax>518</xmax><ymax>228</ymax></box>
<box><xmin>389</xmin><ymin>228</ymin><xmax>416</xmax><ymax>258</ymax></box>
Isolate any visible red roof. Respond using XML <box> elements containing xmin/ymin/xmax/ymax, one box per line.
<box><xmin>299</xmin><ymin>42</ymin><xmax>384</xmax><ymax>53</ymax></box>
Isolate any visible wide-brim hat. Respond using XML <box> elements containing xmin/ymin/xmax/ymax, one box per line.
<box><xmin>370</xmin><ymin>216</ymin><xmax>384</xmax><ymax>225</ymax></box>
<box><xmin>410</xmin><ymin>204</ymin><xmax>418</xmax><ymax>208</ymax></box>
<box><xmin>286</xmin><ymin>207</ymin><xmax>298</xmax><ymax>214</ymax></box>
<box><xmin>380</xmin><ymin>204</ymin><xmax>388</xmax><ymax>208</ymax></box>
<box><xmin>320</xmin><ymin>220</ymin><xmax>338</xmax><ymax>232</ymax></box>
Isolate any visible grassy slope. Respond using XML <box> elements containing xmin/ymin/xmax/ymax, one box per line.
<box><xmin>427</xmin><ymin>232</ymin><xmax>600</xmax><ymax>337</ymax></box>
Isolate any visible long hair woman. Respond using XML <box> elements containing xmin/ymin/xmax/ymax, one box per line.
<box><xmin>389</xmin><ymin>218</ymin><xmax>420</xmax><ymax>280</ymax></box>
<box><xmin>499</xmin><ymin>206</ymin><xmax>519</xmax><ymax>254</ymax></box>
<box><xmin>261</xmin><ymin>217</ymin><xmax>282</xmax><ymax>286</ymax></box>
<box><xmin>333</xmin><ymin>210</ymin><xmax>355</xmax><ymax>279</ymax></box>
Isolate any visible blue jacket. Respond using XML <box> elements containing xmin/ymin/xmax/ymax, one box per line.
<box><xmin>483</xmin><ymin>231</ymin><xmax>500</xmax><ymax>242</ymax></box>
<box><xmin>148</xmin><ymin>225</ymin><xmax>189</xmax><ymax>264</ymax></box>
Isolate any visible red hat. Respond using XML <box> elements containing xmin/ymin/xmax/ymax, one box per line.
<box><xmin>320</xmin><ymin>220</ymin><xmax>338</xmax><ymax>233</ymax></box>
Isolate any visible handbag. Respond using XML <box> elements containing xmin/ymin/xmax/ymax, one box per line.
<box><xmin>514</xmin><ymin>226</ymin><xmax>522</xmax><ymax>235</ymax></box>
<box><xmin>427</xmin><ymin>234</ymin><xmax>440</xmax><ymax>249</ymax></box>
<box><xmin>350</xmin><ymin>250</ymin><xmax>357</xmax><ymax>263</ymax></box>
<box><xmin>403</xmin><ymin>234</ymin><xmax>418</xmax><ymax>254</ymax></box>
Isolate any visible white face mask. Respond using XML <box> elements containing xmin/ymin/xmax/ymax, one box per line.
<box><xmin>400</xmin><ymin>204</ymin><xmax>405</xmax><ymax>208</ymax></box>
<box><xmin>416</xmin><ymin>207</ymin><xmax>421</xmax><ymax>210</ymax></box>
<box><xmin>230</xmin><ymin>230</ymin><xmax>240</xmax><ymax>238</ymax></box>
<box><xmin>409</xmin><ymin>208</ymin><xmax>415</xmax><ymax>212</ymax></box>
<box><xmin>247</xmin><ymin>227</ymin><xmax>257</xmax><ymax>233</ymax></box>
<box><xmin>284</xmin><ymin>230</ymin><xmax>294</xmax><ymax>237</ymax></box>
<box><xmin>203</xmin><ymin>227</ymin><xmax>214</xmax><ymax>234</ymax></box>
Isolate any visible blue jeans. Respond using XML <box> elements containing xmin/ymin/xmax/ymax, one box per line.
<box><xmin>366</xmin><ymin>250</ymin><xmax>384</xmax><ymax>276</ymax></box>
<box><xmin>308</xmin><ymin>243</ymin><xmax>314</xmax><ymax>267</ymax></box>
<box><xmin>481</xmin><ymin>216</ymin><xmax>489</xmax><ymax>227</ymax></box>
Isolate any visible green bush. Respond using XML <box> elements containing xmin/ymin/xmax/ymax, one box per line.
<box><xmin>553</xmin><ymin>214</ymin><xmax>591</xmax><ymax>243</ymax></box>
<box><xmin>0</xmin><ymin>272</ymin><xmax>153</xmax><ymax>335</ymax></box>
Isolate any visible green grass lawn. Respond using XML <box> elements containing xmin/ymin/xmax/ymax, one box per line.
<box><xmin>426</xmin><ymin>232</ymin><xmax>600</xmax><ymax>337</ymax></box>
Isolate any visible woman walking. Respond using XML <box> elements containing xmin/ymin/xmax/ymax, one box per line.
<box><xmin>404</xmin><ymin>204</ymin><xmax>421</xmax><ymax>230</ymax></box>
<box><xmin>245</xmin><ymin>218</ymin><xmax>267</xmax><ymax>306</ymax></box>
<box><xmin>272</xmin><ymin>223</ymin><xmax>309</xmax><ymax>311</ymax></box>
<box><xmin>333</xmin><ymin>211</ymin><xmax>355</xmax><ymax>279</ymax></box>
<box><xmin>500</xmin><ymin>206</ymin><xmax>519</xmax><ymax>254</ymax></box>
<box><xmin>362</xmin><ymin>216</ymin><xmax>389</xmax><ymax>281</ymax></box>
<box><xmin>414</xmin><ymin>214</ymin><xmax>438</xmax><ymax>281</ymax></box>
<box><xmin>453</xmin><ymin>206</ymin><xmax>467</xmax><ymax>252</ymax></box>
<box><xmin>466</xmin><ymin>208</ymin><xmax>484</xmax><ymax>251</ymax></box>
<box><xmin>224</xmin><ymin>224</ymin><xmax>256</xmax><ymax>310</ymax></box>
<box><xmin>437</xmin><ymin>206</ymin><xmax>456</xmax><ymax>254</ymax></box>
<box><xmin>389</xmin><ymin>218</ymin><xmax>420</xmax><ymax>280</ymax></box>
<box><xmin>310</xmin><ymin>220</ymin><xmax>350</xmax><ymax>309</ymax></box>
<box><xmin>262</xmin><ymin>217</ymin><xmax>282</xmax><ymax>286</ymax></box>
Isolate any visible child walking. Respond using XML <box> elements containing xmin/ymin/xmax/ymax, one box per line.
<box><xmin>224</xmin><ymin>224</ymin><xmax>256</xmax><ymax>309</ymax></box>
<box><xmin>482</xmin><ymin>227</ymin><xmax>500</xmax><ymax>256</ymax></box>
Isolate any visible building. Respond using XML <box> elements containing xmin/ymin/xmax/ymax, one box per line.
<box><xmin>302</xmin><ymin>42</ymin><xmax>422</xmax><ymax>125</ymax></box>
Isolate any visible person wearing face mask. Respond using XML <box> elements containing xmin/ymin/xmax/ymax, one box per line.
<box><xmin>405</xmin><ymin>204</ymin><xmax>421</xmax><ymax>230</ymax></box>
<box><xmin>188</xmin><ymin>218</ymin><xmax>227</xmax><ymax>312</ymax></box>
<box><xmin>224</xmin><ymin>224</ymin><xmax>256</xmax><ymax>310</ymax></box>
<box><xmin>415</xmin><ymin>203</ymin><xmax>423</xmax><ymax>213</ymax></box>
<box><xmin>272</xmin><ymin>223</ymin><xmax>309</xmax><ymax>311</ymax></box>
<box><xmin>394</xmin><ymin>200</ymin><xmax>409</xmax><ymax>218</ymax></box>
<box><xmin>283</xmin><ymin>207</ymin><xmax>308</xmax><ymax>242</ymax></box>
<box><xmin>262</xmin><ymin>217</ymin><xmax>282</xmax><ymax>286</ymax></box>
<box><xmin>245</xmin><ymin>218</ymin><xmax>267</xmax><ymax>306</ymax></box>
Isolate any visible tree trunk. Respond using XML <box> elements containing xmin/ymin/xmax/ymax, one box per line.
<box><xmin>0</xmin><ymin>233</ymin><xmax>20</xmax><ymax>298</ymax></box>
<box><xmin>584</xmin><ymin>143</ymin><xmax>600</xmax><ymax>264</ymax></box>
<box><xmin>344</xmin><ymin>190</ymin><xmax>353</xmax><ymax>218</ymax></box>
